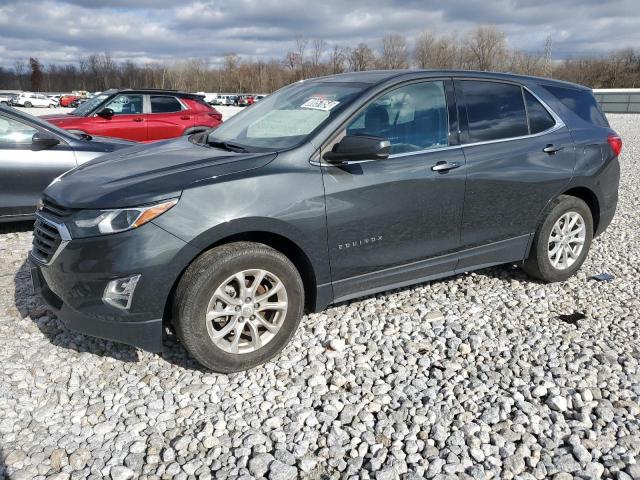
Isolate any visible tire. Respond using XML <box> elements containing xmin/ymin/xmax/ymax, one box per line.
<box><xmin>24</xmin><ymin>101</ymin><xmax>32</xmax><ymax>108</ymax></box>
<box><xmin>522</xmin><ymin>195</ymin><xmax>593</xmax><ymax>282</ymax></box>
<box><xmin>173</xmin><ymin>242</ymin><xmax>305</xmax><ymax>372</ymax></box>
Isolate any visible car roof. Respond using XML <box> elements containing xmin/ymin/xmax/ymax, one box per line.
<box><xmin>308</xmin><ymin>69</ymin><xmax>590</xmax><ymax>90</ymax></box>
<box><xmin>102</xmin><ymin>88</ymin><xmax>204</xmax><ymax>98</ymax></box>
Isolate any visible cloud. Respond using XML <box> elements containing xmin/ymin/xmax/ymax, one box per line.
<box><xmin>0</xmin><ymin>0</ymin><xmax>638</xmax><ymax>68</ymax></box>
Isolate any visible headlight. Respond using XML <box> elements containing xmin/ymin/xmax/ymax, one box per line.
<box><xmin>68</xmin><ymin>199</ymin><xmax>178</xmax><ymax>238</ymax></box>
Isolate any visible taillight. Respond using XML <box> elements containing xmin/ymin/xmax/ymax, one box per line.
<box><xmin>607</xmin><ymin>133</ymin><xmax>622</xmax><ymax>157</ymax></box>
<box><xmin>208</xmin><ymin>112</ymin><xmax>222</xmax><ymax>122</ymax></box>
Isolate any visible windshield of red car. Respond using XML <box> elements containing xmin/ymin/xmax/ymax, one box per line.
<box><xmin>72</xmin><ymin>94</ymin><xmax>110</xmax><ymax>116</ymax></box>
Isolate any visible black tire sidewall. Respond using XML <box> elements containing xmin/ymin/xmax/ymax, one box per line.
<box><xmin>176</xmin><ymin>244</ymin><xmax>304</xmax><ymax>372</ymax></box>
<box><xmin>527</xmin><ymin>196</ymin><xmax>593</xmax><ymax>282</ymax></box>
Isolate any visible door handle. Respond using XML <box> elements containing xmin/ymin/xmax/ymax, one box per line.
<box><xmin>543</xmin><ymin>144</ymin><xmax>564</xmax><ymax>154</ymax></box>
<box><xmin>180</xmin><ymin>116</ymin><xmax>191</xmax><ymax>120</ymax></box>
<box><xmin>133</xmin><ymin>117</ymin><xmax>144</xmax><ymax>122</ymax></box>
<box><xmin>431</xmin><ymin>161</ymin><xmax>461</xmax><ymax>172</ymax></box>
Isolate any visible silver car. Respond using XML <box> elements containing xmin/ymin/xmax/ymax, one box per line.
<box><xmin>0</xmin><ymin>105</ymin><xmax>133</xmax><ymax>222</ymax></box>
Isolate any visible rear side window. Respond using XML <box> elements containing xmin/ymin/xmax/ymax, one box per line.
<box><xmin>524</xmin><ymin>90</ymin><xmax>556</xmax><ymax>133</ymax></box>
<box><xmin>543</xmin><ymin>85</ymin><xmax>609</xmax><ymax>127</ymax></box>
<box><xmin>460</xmin><ymin>80</ymin><xmax>528</xmax><ymax>142</ymax></box>
<box><xmin>150</xmin><ymin>96</ymin><xmax>183</xmax><ymax>113</ymax></box>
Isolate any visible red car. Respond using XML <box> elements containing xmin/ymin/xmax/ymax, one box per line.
<box><xmin>59</xmin><ymin>95</ymin><xmax>80</xmax><ymax>107</ymax></box>
<box><xmin>42</xmin><ymin>89</ymin><xmax>223</xmax><ymax>142</ymax></box>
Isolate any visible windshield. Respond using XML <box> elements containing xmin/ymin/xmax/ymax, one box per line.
<box><xmin>72</xmin><ymin>94</ymin><xmax>110</xmax><ymax>116</ymax></box>
<box><xmin>207</xmin><ymin>81</ymin><xmax>368</xmax><ymax>151</ymax></box>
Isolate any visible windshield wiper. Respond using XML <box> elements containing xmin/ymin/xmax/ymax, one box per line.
<box><xmin>208</xmin><ymin>140</ymin><xmax>249</xmax><ymax>153</ymax></box>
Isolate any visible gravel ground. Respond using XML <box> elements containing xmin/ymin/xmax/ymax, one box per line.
<box><xmin>1</xmin><ymin>114</ymin><xmax>639</xmax><ymax>480</ymax></box>
<box><xmin>16</xmin><ymin>105</ymin><xmax>243</xmax><ymax>121</ymax></box>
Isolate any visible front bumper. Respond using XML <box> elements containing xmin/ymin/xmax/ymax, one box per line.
<box><xmin>30</xmin><ymin>219</ymin><xmax>200</xmax><ymax>352</ymax></box>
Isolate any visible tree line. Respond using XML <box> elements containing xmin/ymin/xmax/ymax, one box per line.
<box><xmin>1</xmin><ymin>26</ymin><xmax>639</xmax><ymax>94</ymax></box>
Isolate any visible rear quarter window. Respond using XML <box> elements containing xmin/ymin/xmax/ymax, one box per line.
<box><xmin>543</xmin><ymin>85</ymin><xmax>609</xmax><ymax>127</ymax></box>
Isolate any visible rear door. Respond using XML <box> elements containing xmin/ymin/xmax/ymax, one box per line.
<box><xmin>455</xmin><ymin>79</ymin><xmax>576</xmax><ymax>267</ymax></box>
<box><xmin>322</xmin><ymin>79</ymin><xmax>467</xmax><ymax>300</ymax></box>
<box><xmin>0</xmin><ymin>114</ymin><xmax>77</xmax><ymax>218</ymax></box>
<box><xmin>88</xmin><ymin>93</ymin><xmax>147</xmax><ymax>141</ymax></box>
<box><xmin>145</xmin><ymin>95</ymin><xmax>191</xmax><ymax>140</ymax></box>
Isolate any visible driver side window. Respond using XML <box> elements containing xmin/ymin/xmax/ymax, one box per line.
<box><xmin>346</xmin><ymin>81</ymin><xmax>448</xmax><ymax>155</ymax></box>
<box><xmin>104</xmin><ymin>94</ymin><xmax>144</xmax><ymax>115</ymax></box>
<box><xmin>0</xmin><ymin>116</ymin><xmax>38</xmax><ymax>144</ymax></box>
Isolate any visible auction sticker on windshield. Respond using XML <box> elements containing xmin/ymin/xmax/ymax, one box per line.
<box><xmin>301</xmin><ymin>97</ymin><xmax>340</xmax><ymax>111</ymax></box>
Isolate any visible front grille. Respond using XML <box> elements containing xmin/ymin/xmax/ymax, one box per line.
<box><xmin>40</xmin><ymin>199</ymin><xmax>72</xmax><ymax>219</ymax></box>
<box><xmin>32</xmin><ymin>218</ymin><xmax>63</xmax><ymax>264</ymax></box>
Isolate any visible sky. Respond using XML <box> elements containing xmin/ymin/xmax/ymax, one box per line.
<box><xmin>0</xmin><ymin>0</ymin><xmax>638</xmax><ymax>68</ymax></box>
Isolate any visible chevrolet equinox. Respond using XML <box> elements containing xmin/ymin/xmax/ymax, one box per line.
<box><xmin>30</xmin><ymin>70</ymin><xmax>621</xmax><ymax>372</ymax></box>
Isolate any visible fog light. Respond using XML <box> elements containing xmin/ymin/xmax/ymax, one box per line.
<box><xmin>103</xmin><ymin>275</ymin><xmax>141</xmax><ymax>310</ymax></box>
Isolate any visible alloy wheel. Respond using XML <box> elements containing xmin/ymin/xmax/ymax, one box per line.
<box><xmin>547</xmin><ymin>211</ymin><xmax>586</xmax><ymax>270</ymax></box>
<box><xmin>205</xmin><ymin>269</ymin><xmax>288</xmax><ymax>354</ymax></box>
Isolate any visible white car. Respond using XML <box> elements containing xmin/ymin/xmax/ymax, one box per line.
<box><xmin>13</xmin><ymin>92</ymin><xmax>57</xmax><ymax>108</ymax></box>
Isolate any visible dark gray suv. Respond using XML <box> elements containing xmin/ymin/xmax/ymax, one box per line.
<box><xmin>30</xmin><ymin>70</ymin><xmax>621</xmax><ymax>372</ymax></box>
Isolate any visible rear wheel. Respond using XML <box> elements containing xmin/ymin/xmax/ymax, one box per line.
<box><xmin>173</xmin><ymin>242</ymin><xmax>304</xmax><ymax>372</ymax></box>
<box><xmin>24</xmin><ymin>101</ymin><xmax>32</xmax><ymax>108</ymax></box>
<box><xmin>522</xmin><ymin>195</ymin><xmax>593</xmax><ymax>282</ymax></box>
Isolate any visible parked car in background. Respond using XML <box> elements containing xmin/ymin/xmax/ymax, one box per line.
<box><xmin>47</xmin><ymin>95</ymin><xmax>61</xmax><ymax>106</ymax></box>
<box><xmin>12</xmin><ymin>92</ymin><xmax>57</xmax><ymax>108</ymax></box>
<box><xmin>59</xmin><ymin>95</ymin><xmax>80</xmax><ymax>107</ymax></box>
<box><xmin>0</xmin><ymin>105</ymin><xmax>132</xmax><ymax>222</ymax></box>
<box><xmin>41</xmin><ymin>89</ymin><xmax>223</xmax><ymax>142</ymax></box>
<box><xmin>69</xmin><ymin>98</ymin><xmax>87</xmax><ymax>108</ymax></box>
<box><xmin>0</xmin><ymin>93</ymin><xmax>19</xmax><ymax>105</ymax></box>
<box><xmin>30</xmin><ymin>70</ymin><xmax>620</xmax><ymax>372</ymax></box>
<box><xmin>215</xmin><ymin>94</ymin><xmax>238</xmax><ymax>106</ymax></box>
<box><xmin>196</xmin><ymin>92</ymin><xmax>219</xmax><ymax>105</ymax></box>
<box><xmin>253</xmin><ymin>94</ymin><xmax>267</xmax><ymax>102</ymax></box>
<box><xmin>238</xmin><ymin>95</ymin><xmax>255</xmax><ymax>107</ymax></box>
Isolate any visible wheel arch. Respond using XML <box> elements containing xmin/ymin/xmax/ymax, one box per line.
<box><xmin>561</xmin><ymin>186</ymin><xmax>600</xmax><ymax>234</ymax></box>
<box><xmin>163</xmin><ymin>229</ymin><xmax>324</xmax><ymax>326</ymax></box>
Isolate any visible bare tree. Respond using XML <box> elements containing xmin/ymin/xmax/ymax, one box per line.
<box><xmin>295</xmin><ymin>36</ymin><xmax>308</xmax><ymax>77</ymax></box>
<box><xmin>12</xmin><ymin>60</ymin><xmax>27</xmax><ymax>89</ymax></box>
<box><xmin>329</xmin><ymin>45</ymin><xmax>346</xmax><ymax>74</ymax></box>
<box><xmin>346</xmin><ymin>43</ymin><xmax>376</xmax><ymax>71</ymax></box>
<box><xmin>379</xmin><ymin>34</ymin><xmax>409</xmax><ymax>69</ymax></box>
<box><xmin>310</xmin><ymin>39</ymin><xmax>326</xmax><ymax>75</ymax></box>
<box><xmin>463</xmin><ymin>25</ymin><xmax>507</xmax><ymax>71</ymax></box>
<box><xmin>414</xmin><ymin>31</ymin><xmax>436</xmax><ymax>69</ymax></box>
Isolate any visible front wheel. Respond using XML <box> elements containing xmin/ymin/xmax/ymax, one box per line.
<box><xmin>24</xmin><ymin>101</ymin><xmax>32</xmax><ymax>108</ymax></box>
<box><xmin>173</xmin><ymin>242</ymin><xmax>304</xmax><ymax>372</ymax></box>
<box><xmin>522</xmin><ymin>195</ymin><xmax>593</xmax><ymax>282</ymax></box>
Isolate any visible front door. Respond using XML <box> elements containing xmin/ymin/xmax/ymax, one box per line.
<box><xmin>321</xmin><ymin>80</ymin><xmax>467</xmax><ymax>301</ymax></box>
<box><xmin>0</xmin><ymin>114</ymin><xmax>76</xmax><ymax>218</ymax></box>
<box><xmin>91</xmin><ymin>93</ymin><xmax>147</xmax><ymax>141</ymax></box>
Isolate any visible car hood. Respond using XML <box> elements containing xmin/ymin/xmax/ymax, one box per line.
<box><xmin>40</xmin><ymin>113</ymin><xmax>78</xmax><ymax>120</ymax></box>
<box><xmin>44</xmin><ymin>136</ymin><xmax>276</xmax><ymax>209</ymax></box>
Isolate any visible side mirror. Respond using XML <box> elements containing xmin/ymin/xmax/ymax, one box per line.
<box><xmin>97</xmin><ymin>108</ymin><xmax>114</xmax><ymax>118</ymax></box>
<box><xmin>323</xmin><ymin>135</ymin><xmax>391</xmax><ymax>164</ymax></box>
<box><xmin>32</xmin><ymin>132</ymin><xmax>60</xmax><ymax>148</ymax></box>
